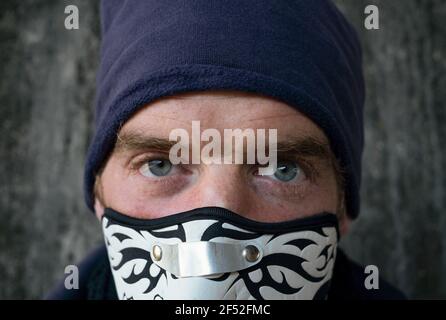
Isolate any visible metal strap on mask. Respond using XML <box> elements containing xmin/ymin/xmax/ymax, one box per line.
<box><xmin>150</xmin><ymin>241</ymin><xmax>263</xmax><ymax>278</ymax></box>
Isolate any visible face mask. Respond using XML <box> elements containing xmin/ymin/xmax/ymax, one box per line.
<box><xmin>102</xmin><ymin>206</ymin><xmax>339</xmax><ymax>300</ymax></box>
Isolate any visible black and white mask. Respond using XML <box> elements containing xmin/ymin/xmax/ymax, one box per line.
<box><xmin>102</xmin><ymin>207</ymin><xmax>339</xmax><ymax>300</ymax></box>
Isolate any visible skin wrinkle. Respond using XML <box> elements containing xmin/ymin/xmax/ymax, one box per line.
<box><xmin>94</xmin><ymin>152</ymin><xmax>347</xmax><ymax>225</ymax></box>
<box><xmin>94</xmin><ymin>91</ymin><xmax>350</xmax><ymax>234</ymax></box>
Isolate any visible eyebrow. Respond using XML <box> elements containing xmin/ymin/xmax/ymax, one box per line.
<box><xmin>114</xmin><ymin>130</ymin><xmax>333</xmax><ymax>160</ymax></box>
<box><xmin>115</xmin><ymin>131</ymin><xmax>178</xmax><ymax>153</ymax></box>
<box><xmin>276</xmin><ymin>137</ymin><xmax>332</xmax><ymax>160</ymax></box>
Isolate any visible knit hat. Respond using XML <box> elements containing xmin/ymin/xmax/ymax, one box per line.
<box><xmin>85</xmin><ymin>0</ymin><xmax>365</xmax><ymax>218</ymax></box>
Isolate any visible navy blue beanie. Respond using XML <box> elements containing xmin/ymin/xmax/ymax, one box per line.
<box><xmin>85</xmin><ymin>0</ymin><xmax>365</xmax><ymax>218</ymax></box>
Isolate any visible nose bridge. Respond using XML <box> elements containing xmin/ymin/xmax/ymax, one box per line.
<box><xmin>193</xmin><ymin>164</ymin><xmax>249</xmax><ymax>213</ymax></box>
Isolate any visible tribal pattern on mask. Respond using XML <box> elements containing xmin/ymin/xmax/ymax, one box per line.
<box><xmin>102</xmin><ymin>216</ymin><xmax>337</xmax><ymax>300</ymax></box>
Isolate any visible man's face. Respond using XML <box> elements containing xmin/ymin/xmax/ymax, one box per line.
<box><xmin>94</xmin><ymin>91</ymin><xmax>349</xmax><ymax>234</ymax></box>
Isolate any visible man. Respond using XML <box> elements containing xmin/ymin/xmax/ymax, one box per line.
<box><xmin>48</xmin><ymin>0</ymin><xmax>405</xmax><ymax>299</ymax></box>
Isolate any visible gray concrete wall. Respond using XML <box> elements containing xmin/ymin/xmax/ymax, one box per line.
<box><xmin>0</xmin><ymin>0</ymin><xmax>444</xmax><ymax>299</ymax></box>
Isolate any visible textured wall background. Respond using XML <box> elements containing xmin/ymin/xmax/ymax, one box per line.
<box><xmin>0</xmin><ymin>0</ymin><xmax>445</xmax><ymax>299</ymax></box>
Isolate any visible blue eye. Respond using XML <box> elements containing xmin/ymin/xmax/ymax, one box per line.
<box><xmin>273</xmin><ymin>160</ymin><xmax>300</xmax><ymax>182</ymax></box>
<box><xmin>140</xmin><ymin>159</ymin><xmax>173</xmax><ymax>177</ymax></box>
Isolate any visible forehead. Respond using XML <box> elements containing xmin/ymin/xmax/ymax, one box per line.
<box><xmin>120</xmin><ymin>90</ymin><xmax>328</xmax><ymax>142</ymax></box>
